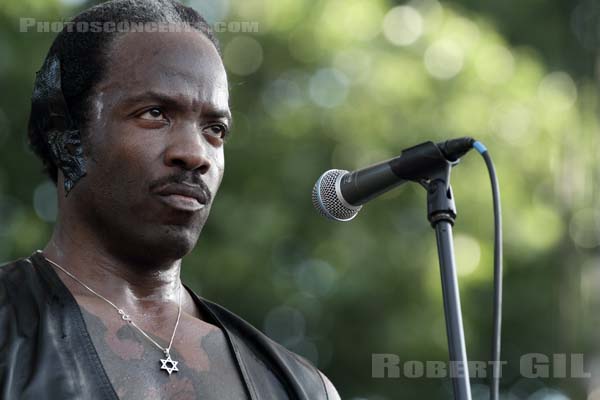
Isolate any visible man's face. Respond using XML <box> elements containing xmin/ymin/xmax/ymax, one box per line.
<box><xmin>67</xmin><ymin>28</ymin><xmax>230</xmax><ymax>263</ymax></box>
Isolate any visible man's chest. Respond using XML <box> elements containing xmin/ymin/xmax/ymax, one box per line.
<box><xmin>77</xmin><ymin>298</ymin><xmax>250</xmax><ymax>400</ymax></box>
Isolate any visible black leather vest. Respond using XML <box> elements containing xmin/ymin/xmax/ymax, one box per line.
<box><xmin>0</xmin><ymin>253</ymin><xmax>328</xmax><ymax>399</ymax></box>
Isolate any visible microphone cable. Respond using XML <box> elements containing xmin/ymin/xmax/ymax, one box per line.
<box><xmin>473</xmin><ymin>141</ymin><xmax>503</xmax><ymax>400</ymax></box>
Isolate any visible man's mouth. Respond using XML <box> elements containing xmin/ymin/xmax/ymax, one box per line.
<box><xmin>157</xmin><ymin>193</ymin><xmax>205</xmax><ymax>212</ymax></box>
<box><xmin>152</xmin><ymin>183</ymin><xmax>209</xmax><ymax>212</ymax></box>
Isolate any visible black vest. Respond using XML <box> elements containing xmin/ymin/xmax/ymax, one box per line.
<box><xmin>0</xmin><ymin>253</ymin><xmax>328</xmax><ymax>399</ymax></box>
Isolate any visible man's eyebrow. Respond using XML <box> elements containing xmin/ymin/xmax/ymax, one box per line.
<box><xmin>119</xmin><ymin>91</ymin><xmax>182</xmax><ymax>109</ymax></box>
<box><xmin>203</xmin><ymin>109</ymin><xmax>233</xmax><ymax>128</ymax></box>
<box><xmin>119</xmin><ymin>91</ymin><xmax>232</xmax><ymax>126</ymax></box>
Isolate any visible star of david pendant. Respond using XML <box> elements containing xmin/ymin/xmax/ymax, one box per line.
<box><xmin>160</xmin><ymin>351</ymin><xmax>179</xmax><ymax>375</ymax></box>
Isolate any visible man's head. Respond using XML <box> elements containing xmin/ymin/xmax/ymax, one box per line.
<box><xmin>28</xmin><ymin>0</ymin><xmax>231</xmax><ymax>264</ymax></box>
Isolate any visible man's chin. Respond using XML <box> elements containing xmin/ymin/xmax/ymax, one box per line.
<box><xmin>110</xmin><ymin>224</ymin><xmax>202</xmax><ymax>265</ymax></box>
<box><xmin>151</xmin><ymin>225</ymin><xmax>202</xmax><ymax>259</ymax></box>
<box><xmin>94</xmin><ymin>202</ymin><xmax>209</xmax><ymax>264</ymax></box>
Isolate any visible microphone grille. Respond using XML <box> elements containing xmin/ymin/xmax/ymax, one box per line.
<box><xmin>312</xmin><ymin>169</ymin><xmax>362</xmax><ymax>222</ymax></box>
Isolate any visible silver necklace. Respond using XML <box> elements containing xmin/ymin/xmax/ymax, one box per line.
<box><xmin>40</xmin><ymin>251</ymin><xmax>182</xmax><ymax>375</ymax></box>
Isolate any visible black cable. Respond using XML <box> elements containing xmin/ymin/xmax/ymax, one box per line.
<box><xmin>473</xmin><ymin>141</ymin><xmax>503</xmax><ymax>400</ymax></box>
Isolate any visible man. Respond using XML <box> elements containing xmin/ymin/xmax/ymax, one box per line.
<box><xmin>0</xmin><ymin>0</ymin><xmax>340</xmax><ymax>398</ymax></box>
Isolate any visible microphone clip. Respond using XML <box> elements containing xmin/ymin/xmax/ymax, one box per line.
<box><xmin>387</xmin><ymin>140</ymin><xmax>466</xmax><ymax>226</ymax></box>
<box><xmin>426</xmin><ymin>175</ymin><xmax>457</xmax><ymax>227</ymax></box>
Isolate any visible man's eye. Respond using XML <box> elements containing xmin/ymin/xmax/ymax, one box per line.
<box><xmin>139</xmin><ymin>108</ymin><xmax>166</xmax><ymax>120</ymax></box>
<box><xmin>204</xmin><ymin>124</ymin><xmax>228</xmax><ymax>139</ymax></box>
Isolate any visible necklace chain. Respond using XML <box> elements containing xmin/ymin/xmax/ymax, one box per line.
<box><xmin>40</xmin><ymin>251</ymin><xmax>182</xmax><ymax>356</ymax></box>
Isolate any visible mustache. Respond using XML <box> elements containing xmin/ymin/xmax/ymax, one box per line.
<box><xmin>149</xmin><ymin>172</ymin><xmax>213</xmax><ymax>204</ymax></box>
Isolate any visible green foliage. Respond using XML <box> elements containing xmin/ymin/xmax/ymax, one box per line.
<box><xmin>0</xmin><ymin>0</ymin><xmax>597</xmax><ymax>398</ymax></box>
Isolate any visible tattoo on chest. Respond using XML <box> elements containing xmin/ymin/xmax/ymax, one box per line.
<box><xmin>79</xmin><ymin>307</ymin><xmax>249</xmax><ymax>400</ymax></box>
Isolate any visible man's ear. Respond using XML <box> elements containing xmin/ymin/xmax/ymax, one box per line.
<box><xmin>47</xmin><ymin>129</ymin><xmax>87</xmax><ymax>195</ymax></box>
<box><xmin>32</xmin><ymin>54</ymin><xmax>87</xmax><ymax>195</ymax></box>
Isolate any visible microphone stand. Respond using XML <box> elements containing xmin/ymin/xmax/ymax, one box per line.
<box><xmin>318</xmin><ymin>139</ymin><xmax>478</xmax><ymax>398</ymax></box>
<box><xmin>424</xmin><ymin>166</ymin><xmax>472</xmax><ymax>400</ymax></box>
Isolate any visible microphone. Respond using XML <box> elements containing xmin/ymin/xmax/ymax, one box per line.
<box><xmin>312</xmin><ymin>137</ymin><xmax>475</xmax><ymax>221</ymax></box>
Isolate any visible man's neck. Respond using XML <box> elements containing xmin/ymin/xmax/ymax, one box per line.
<box><xmin>43</xmin><ymin>221</ymin><xmax>183</xmax><ymax>314</ymax></box>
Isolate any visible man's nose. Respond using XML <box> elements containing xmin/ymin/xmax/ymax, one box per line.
<box><xmin>164</xmin><ymin>123</ymin><xmax>211</xmax><ymax>174</ymax></box>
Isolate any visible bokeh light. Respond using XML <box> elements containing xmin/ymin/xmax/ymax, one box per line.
<box><xmin>489</xmin><ymin>103</ymin><xmax>535</xmax><ymax>145</ymax></box>
<box><xmin>537</xmin><ymin>72</ymin><xmax>578</xmax><ymax>112</ymax></box>
<box><xmin>263</xmin><ymin>305</ymin><xmax>306</xmax><ymax>347</ymax></box>
<box><xmin>187</xmin><ymin>0</ymin><xmax>230</xmax><ymax>24</ymax></box>
<box><xmin>318</xmin><ymin>0</ymin><xmax>385</xmax><ymax>43</ymax></box>
<box><xmin>506</xmin><ymin>203</ymin><xmax>563</xmax><ymax>254</ymax></box>
<box><xmin>424</xmin><ymin>39</ymin><xmax>464</xmax><ymax>79</ymax></box>
<box><xmin>223</xmin><ymin>35</ymin><xmax>263</xmax><ymax>75</ymax></box>
<box><xmin>474</xmin><ymin>44</ymin><xmax>515</xmax><ymax>84</ymax></box>
<box><xmin>382</xmin><ymin>5</ymin><xmax>424</xmax><ymax>46</ymax></box>
<box><xmin>293</xmin><ymin>258</ymin><xmax>338</xmax><ymax>296</ymax></box>
<box><xmin>309</xmin><ymin>68</ymin><xmax>349</xmax><ymax>108</ymax></box>
<box><xmin>261</xmin><ymin>76</ymin><xmax>304</xmax><ymax>119</ymax></box>
<box><xmin>454</xmin><ymin>234</ymin><xmax>481</xmax><ymax>276</ymax></box>
<box><xmin>33</xmin><ymin>181</ymin><xmax>57</xmax><ymax>223</ymax></box>
<box><xmin>333</xmin><ymin>49</ymin><xmax>373</xmax><ymax>85</ymax></box>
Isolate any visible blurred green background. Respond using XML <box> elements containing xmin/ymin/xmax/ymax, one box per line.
<box><xmin>1</xmin><ymin>0</ymin><xmax>599</xmax><ymax>399</ymax></box>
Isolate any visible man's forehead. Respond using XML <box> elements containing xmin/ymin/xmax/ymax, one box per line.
<box><xmin>121</xmin><ymin>30</ymin><xmax>217</xmax><ymax>54</ymax></box>
<box><xmin>97</xmin><ymin>29</ymin><xmax>228</xmax><ymax>108</ymax></box>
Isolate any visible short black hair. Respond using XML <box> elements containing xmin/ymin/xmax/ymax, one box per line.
<box><xmin>28</xmin><ymin>0</ymin><xmax>221</xmax><ymax>183</ymax></box>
